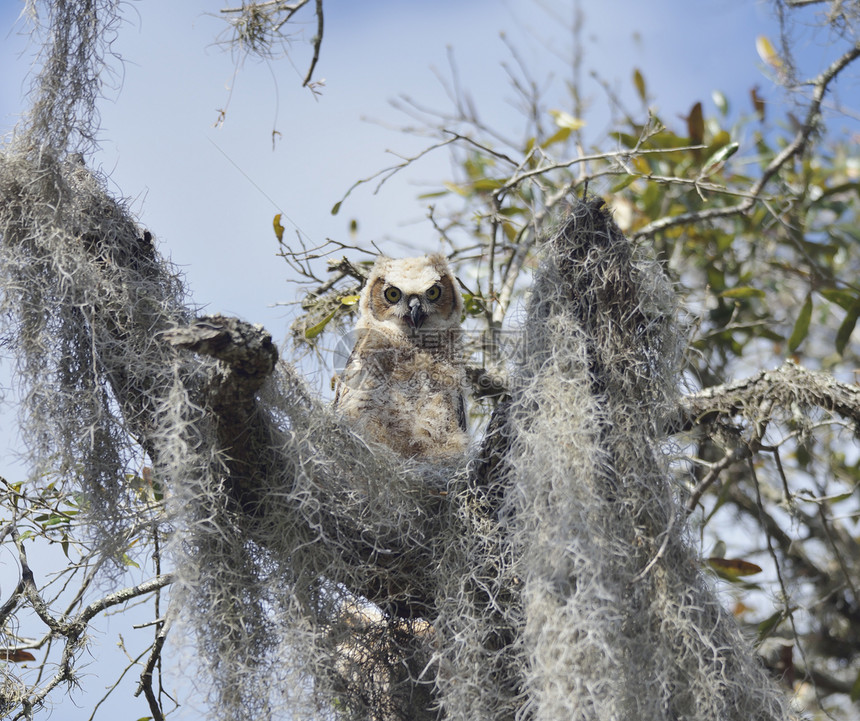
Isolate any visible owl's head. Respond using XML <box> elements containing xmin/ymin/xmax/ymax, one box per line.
<box><xmin>358</xmin><ymin>253</ymin><xmax>463</xmax><ymax>336</ymax></box>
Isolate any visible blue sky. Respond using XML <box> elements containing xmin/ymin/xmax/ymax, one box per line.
<box><xmin>0</xmin><ymin>0</ymin><xmax>850</xmax><ymax>718</ymax></box>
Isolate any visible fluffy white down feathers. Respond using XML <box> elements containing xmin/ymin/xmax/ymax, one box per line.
<box><xmin>334</xmin><ymin>254</ymin><xmax>468</xmax><ymax>460</ymax></box>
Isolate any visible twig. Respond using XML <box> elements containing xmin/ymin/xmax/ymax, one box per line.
<box><xmin>633</xmin><ymin>40</ymin><xmax>860</xmax><ymax>239</ymax></box>
<box><xmin>493</xmin><ymin>145</ymin><xmax>706</xmax><ymax>199</ymax></box>
<box><xmin>10</xmin><ymin>567</ymin><xmax>174</xmax><ymax>720</ymax></box>
<box><xmin>748</xmin><ymin>457</ymin><xmax>830</xmax><ymax>715</ymax></box>
<box><xmin>630</xmin><ymin>513</ymin><xmax>675</xmax><ymax>582</ymax></box>
<box><xmin>86</xmin><ymin>645</ymin><xmax>151</xmax><ymax>721</ymax></box>
<box><xmin>302</xmin><ymin>0</ymin><xmax>324</xmax><ymax>87</ymax></box>
<box><xmin>220</xmin><ymin>0</ymin><xmax>302</xmax><ymax>13</ymax></box>
<box><xmin>685</xmin><ymin>444</ymin><xmax>753</xmax><ymax>514</ymax></box>
<box><xmin>333</xmin><ymin>136</ymin><xmax>459</xmax><ymax>212</ymax></box>
<box><xmin>816</xmin><ymin>504</ymin><xmax>860</xmax><ymax>602</ymax></box>
<box><xmin>135</xmin><ymin>602</ymin><xmax>175</xmax><ymax>721</ymax></box>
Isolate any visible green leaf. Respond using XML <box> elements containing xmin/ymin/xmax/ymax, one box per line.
<box><xmin>497</xmin><ymin>206</ymin><xmax>527</xmax><ymax>217</ymax></box>
<box><xmin>788</xmin><ymin>294</ymin><xmax>812</xmax><ymax>352</ymax></box>
<box><xmin>836</xmin><ymin>297</ymin><xmax>860</xmax><ymax>355</ymax></box>
<box><xmin>819</xmin><ymin>288</ymin><xmax>857</xmax><ymax>310</ymax></box>
<box><xmin>416</xmin><ymin>190</ymin><xmax>450</xmax><ymax>200</ymax></box>
<box><xmin>610</xmin><ymin>174</ymin><xmax>637</xmax><ymax>192</ymax></box>
<box><xmin>756</xmin><ymin>35</ymin><xmax>783</xmax><ymax>70</ymax></box>
<box><xmin>720</xmin><ymin>287</ymin><xmax>765</xmax><ymax>299</ymax></box>
<box><xmin>543</xmin><ymin>126</ymin><xmax>572</xmax><ymax>148</ymax></box>
<box><xmin>757</xmin><ymin>610</ymin><xmax>785</xmax><ymax>641</ymax></box>
<box><xmin>273</xmin><ymin>214</ymin><xmax>285</xmax><ymax>242</ymax></box>
<box><xmin>305</xmin><ymin>307</ymin><xmax>339</xmax><ymax>340</ymax></box>
<box><xmin>610</xmin><ymin>132</ymin><xmax>639</xmax><ymax>149</ymax></box>
<box><xmin>633</xmin><ymin>68</ymin><xmax>647</xmax><ymax>102</ymax></box>
<box><xmin>471</xmin><ymin>177</ymin><xmax>505</xmax><ymax>193</ymax></box>
<box><xmin>706</xmin><ymin>557</ymin><xmax>763</xmax><ymax>580</ymax></box>
<box><xmin>702</xmin><ymin>478</ymin><xmax>736</xmax><ymax>524</ymax></box>
<box><xmin>701</xmin><ymin>141</ymin><xmax>739</xmax><ymax>176</ymax></box>
<box><xmin>759</xmin><ymin>327</ymin><xmax>784</xmax><ymax>343</ymax></box>
<box><xmin>339</xmin><ymin>295</ymin><xmax>360</xmax><ymax>306</ymax></box>
<box><xmin>442</xmin><ymin>181</ymin><xmax>470</xmax><ymax>197</ymax></box>
<box><xmin>850</xmin><ymin>669</ymin><xmax>860</xmax><ymax>702</ymax></box>
<box><xmin>461</xmin><ymin>293</ymin><xmax>485</xmax><ymax>316</ymax></box>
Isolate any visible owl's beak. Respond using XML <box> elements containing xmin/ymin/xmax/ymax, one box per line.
<box><xmin>408</xmin><ymin>296</ymin><xmax>427</xmax><ymax>329</ymax></box>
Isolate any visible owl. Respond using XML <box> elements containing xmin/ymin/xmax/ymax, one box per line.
<box><xmin>334</xmin><ymin>253</ymin><xmax>468</xmax><ymax>460</ymax></box>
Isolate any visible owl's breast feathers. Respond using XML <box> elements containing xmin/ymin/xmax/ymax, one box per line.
<box><xmin>335</xmin><ymin>328</ymin><xmax>468</xmax><ymax>460</ymax></box>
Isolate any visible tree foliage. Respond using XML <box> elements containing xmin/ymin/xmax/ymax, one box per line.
<box><xmin>1</xmin><ymin>1</ymin><xmax>860</xmax><ymax>720</ymax></box>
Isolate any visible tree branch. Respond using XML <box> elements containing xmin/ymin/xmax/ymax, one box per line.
<box><xmin>677</xmin><ymin>359</ymin><xmax>860</xmax><ymax>430</ymax></box>
<box><xmin>135</xmin><ymin>603</ymin><xmax>174</xmax><ymax>721</ymax></box>
<box><xmin>163</xmin><ymin>314</ymin><xmax>279</xmax><ymax>508</ymax></box>
<box><xmin>685</xmin><ymin>443</ymin><xmax>754</xmax><ymax>514</ymax></box>
<box><xmin>633</xmin><ymin>39</ymin><xmax>860</xmax><ymax>239</ymax></box>
<box><xmin>302</xmin><ymin>0</ymin><xmax>324</xmax><ymax>87</ymax></box>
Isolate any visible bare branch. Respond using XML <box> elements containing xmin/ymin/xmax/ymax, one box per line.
<box><xmin>332</xmin><ymin>136</ymin><xmax>459</xmax><ymax>212</ymax></box>
<box><xmin>678</xmin><ymin>360</ymin><xmax>860</xmax><ymax>430</ymax></box>
<box><xmin>135</xmin><ymin>605</ymin><xmax>174</xmax><ymax>721</ymax></box>
<box><xmin>685</xmin><ymin>444</ymin><xmax>754</xmax><ymax>514</ymax></box>
<box><xmin>493</xmin><ymin>144</ymin><xmax>706</xmax><ymax>199</ymax></box>
<box><xmin>633</xmin><ymin>39</ymin><xmax>860</xmax><ymax>239</ymax></box>
<box><xmin>302</xmin><ymin>0</ymin><xmax>324</xmax><ymax>88</ymax></box>
<box><xmin>77</xmin><ymin>575</ymin><xmax>174</xmax><ymax>626</ymax></box>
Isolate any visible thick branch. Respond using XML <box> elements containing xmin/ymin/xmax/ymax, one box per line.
<box><xmin>164</xmin><ymin>314</ymin><xmax>278</xmax><ymax>505</ymax></box>
<box><xmin>676</xmin><ymin>360</ymin><xmax>860</xmax><ymax>431</ymax></box>
<box><xmin>163</xmin><ymin>314</ymin><xmax>278</xmax><ymax>403</ymax></box>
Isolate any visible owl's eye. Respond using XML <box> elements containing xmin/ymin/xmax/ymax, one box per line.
<box><xmin>384</xmin><ymin>286</ymin><xmax>402</xmax><ymax>304</ymax></box>
<box><xmin>425</xmin><ymin>284</ymin><xmax>442</xmax><ymax>302</ymax></box>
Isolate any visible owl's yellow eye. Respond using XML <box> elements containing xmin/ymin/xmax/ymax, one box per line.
<box><xmin>426</xmin><ymin>284</ymin><xmax>442</xmax><ymax>302</ymax></box>
<box><xmin>384</xmin><ymin>286</ymin><xmax>402</xmax><ymax>304</ymax></box>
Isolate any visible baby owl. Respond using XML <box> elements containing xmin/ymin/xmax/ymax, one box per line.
<box><xmin>334</xmin><ymin>253</ymin><xmax>468</xmax><ymax>460</ymax></box>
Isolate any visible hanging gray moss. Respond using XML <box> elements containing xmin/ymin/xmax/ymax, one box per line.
<box><xmin>0</xmin><ymin>0</ymin><xmax>196</xmax><ymax>562</ymax></box>
<box><xmin>495</xmin><ymin>199</ymin><xmax>787</xmax><ymax>720</ymax></box>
